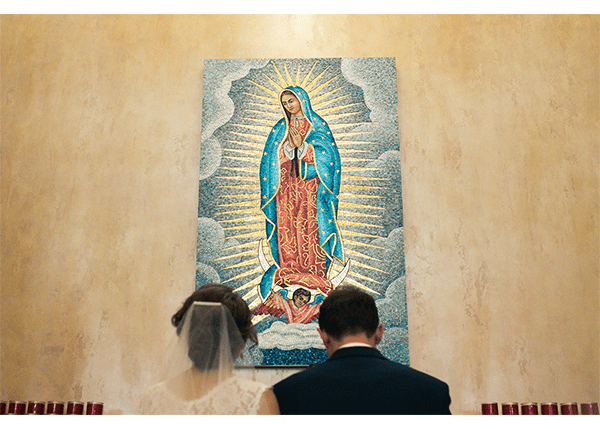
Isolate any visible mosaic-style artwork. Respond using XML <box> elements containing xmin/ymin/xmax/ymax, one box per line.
<box><xmin>196</xmin><ymin>58</ymin><xmax>408</xmax><ymax>366</ymax></box>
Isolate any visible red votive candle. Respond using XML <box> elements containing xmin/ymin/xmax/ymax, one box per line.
<box><xmin>541</xmin><ymin>402</ymin><xmax>559</xmax><ymax>415</ymax></box>
<box><xmin>502</xmin><ymin>402</ymin><xmax>519</xmax><ymax>415</ymax></box>
<box><xmin>46</xmin><ymin>401</ymin><xmax>65</xmax><ymax>415</ymax></box>
<box><xmin>27</xmin><ymin>401</ymin><xmax>46</xmax><ymax>415</ymax></box>
<box><xmin>521</xmin><ymin>402</ymin><xmax>539</xmax><ymax>415</ymax></box>
<box><xmin>560</xmin><ymin>402</ymin><xmax>578</xmax><ymax>415</ymax></box>
<box><xmin>0</xmin><ymin>401</ymin><xmax>7</xmax><ymax>415</ymax></box>
<box><xmin>86</xmin><ymin>402</ymin><xmax>104</xmax><ymax>415</ymax></box>
<box><xmin>481</xmin><ymin>402</ymin><xmax>499</xmax><ymax>415</ymax></box>
<box><xmin>10</xmin><ymin>401</ymin><xmax>27</xmax><ymax>415</ymax></box>
<box><xmin>580</xmin><ymin>402</ymin><xmax>599</xmax><ymax>415</ymax></box>
<box><xmin>66</xmin><ymin>401</ymin><xmax>85</xmax><ymax>415</ymax></box>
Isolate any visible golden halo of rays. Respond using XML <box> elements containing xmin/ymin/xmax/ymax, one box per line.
<box><xmin>212</xmin><ymin>59</ymin><xmax>397</xmax><ymax>312</ymax></box>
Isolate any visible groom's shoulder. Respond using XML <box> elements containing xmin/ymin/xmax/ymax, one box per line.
<box><xmin>273</xmin><ymin>362</ymin><xmax>326</xmax><ymax>390</ymax></box>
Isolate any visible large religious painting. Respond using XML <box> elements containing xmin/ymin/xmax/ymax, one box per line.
<box><xmin>196</xmin><ymin>58</ymin><xmax>408</xmax><ymax>366</ymax></box>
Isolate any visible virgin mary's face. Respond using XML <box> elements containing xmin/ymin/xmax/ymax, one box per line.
<box><xmin>281</xmin><ymin>93</ymin><xmax>302</xmax><ymax>116</ymax></box>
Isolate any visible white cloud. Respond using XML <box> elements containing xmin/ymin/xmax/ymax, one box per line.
<box><xmin>258</xmin><ymin>321</ymin><xmax>325</xmax><ymax>351</ymax></box>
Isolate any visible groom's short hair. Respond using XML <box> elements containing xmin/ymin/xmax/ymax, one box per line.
<box><xmin>318</xmin><ymin>285</ymin><xmax>379</xmax><ymax>340</ymax></box>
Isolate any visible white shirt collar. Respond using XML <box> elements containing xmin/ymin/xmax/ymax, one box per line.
<box><xmin>338</xmin><ymin>342</ymin><xmax>373</xmax><ymax>349</ymax></box>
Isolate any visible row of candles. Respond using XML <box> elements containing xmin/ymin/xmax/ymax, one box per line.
<box><xmin>0</xmin><ymin>400</ymin><xmax>103</xmax><ymax>415</ymax></box>
<box><xmin>482</xmin><ymin>401</ymin><xmax>599</xmax><ymax>415</ymax></box>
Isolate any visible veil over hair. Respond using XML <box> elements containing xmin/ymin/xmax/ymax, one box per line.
<box><xmin>138</xmin><ymin>285</ymin><xmax>275</xmax><ymax>415</ymax></box>
<box><xmin>157</xmin><ymin>301</ymin><xmax>246</xmax><ymax>401</ymax></box>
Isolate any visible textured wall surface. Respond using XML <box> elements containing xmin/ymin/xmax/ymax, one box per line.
<box><xmin>1</xmin><ymin>15</ymin><xmax>598</xmax><ymax>415</ymax></box>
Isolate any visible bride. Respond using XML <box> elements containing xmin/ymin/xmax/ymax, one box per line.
<box><xmin>139</xmin><ymin>283</ymin><xmax>280</xmax><ymax>414</ymax></box>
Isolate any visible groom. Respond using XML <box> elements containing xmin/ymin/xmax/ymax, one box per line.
<box><xmin>272</xmin><ymin>285</ymin><xmax>452</xmax><ymax>414</ymax></box>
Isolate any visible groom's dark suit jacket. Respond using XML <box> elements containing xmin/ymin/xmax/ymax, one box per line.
<box><xmin>272</xmin><ymin>346</ymin><xmax>451</xmax><ymax>415</ymax></box>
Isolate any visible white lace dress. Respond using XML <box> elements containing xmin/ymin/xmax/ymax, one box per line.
<box><xmin>139</xmin><ymin>375</ymin><xmax>269</xmax><ymax>415</ymax></box>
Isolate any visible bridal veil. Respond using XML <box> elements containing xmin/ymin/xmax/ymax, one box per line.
<box><xmin>139</xmin><ymin>301</ymin><xmax>269</xmax><ymax>414</ymax></box>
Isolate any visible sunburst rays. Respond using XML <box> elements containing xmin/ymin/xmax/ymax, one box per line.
<box><xmin>205</xmin><ymin>59</ymin><xmax>396</xmax><ymax>316</ymax></box>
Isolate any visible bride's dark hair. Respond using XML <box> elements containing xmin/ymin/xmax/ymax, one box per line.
<box><xmin>171</xmin><ymin>284</ymin><xmax>258</xmax><ymax>371</ymax></box>
<box><xmin>172</xmin><ymin>283</ymin><xmax>258</xmax><ymax>345</ymax></box>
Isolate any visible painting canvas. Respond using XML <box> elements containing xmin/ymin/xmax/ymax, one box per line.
<box><xmin>196</xmin><ymin>58</ymin><xmax>408</xmax><ymax>366</ymax></box>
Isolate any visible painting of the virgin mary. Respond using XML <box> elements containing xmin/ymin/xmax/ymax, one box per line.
<box><xmin>196</xmin><ymin>58</ymin><xmax>408</xmax><ymax>366</ymax></box>
<box><xmin>253</xmin><ymin>86</ymin><xmax>350</xmax><ymax>324</ymax></box>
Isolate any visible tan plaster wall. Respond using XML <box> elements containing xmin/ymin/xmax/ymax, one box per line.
<box><xmin>1</xmin><ymin>15</ymin><xmax>598</xmax><ymax>415</ymax></box>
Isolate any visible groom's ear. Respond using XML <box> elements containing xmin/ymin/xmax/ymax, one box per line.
<box><xmin>317</xmin><ymin>328</ymin><xmax>333</xmax><ymax>353</ymax></box>
<box><xmin>373</xmin><ymin>323</ymin><xmax>384</xmax><ymax>346</ymax></box>
<box><xmin>317</xmin><ymin>328</ymin><xmax>329</xmax><ymax>346</ymax></box>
